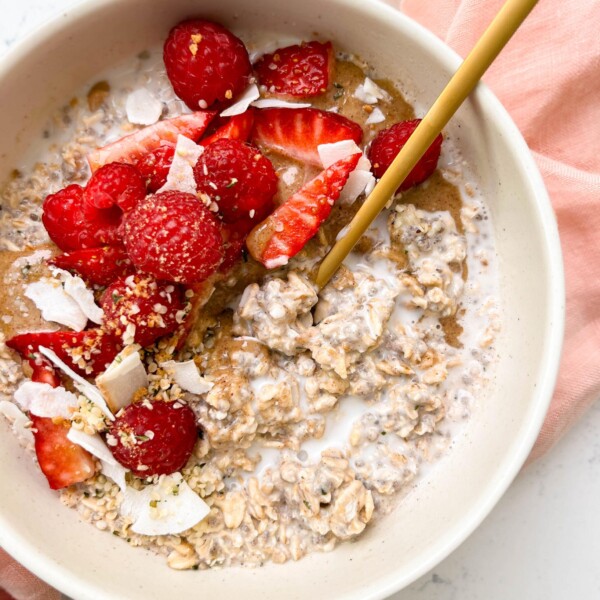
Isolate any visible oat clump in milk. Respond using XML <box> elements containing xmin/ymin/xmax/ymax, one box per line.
<box><xmin>0</xmin><ymin>18</ymin><xmax>500</xmax><ymax>570</ymax></box>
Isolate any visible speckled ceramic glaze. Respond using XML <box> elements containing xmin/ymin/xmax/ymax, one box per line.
<box><xmin>0</xmin><ymin>0</ymin><xmax>564</xmax><ymax>598</ymax></box>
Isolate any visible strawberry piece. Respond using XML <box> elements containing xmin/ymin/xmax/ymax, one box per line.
<box><xmin>163</xmin><ymin>19</ymin><xmax>252</xmax><ymax>111</ymax></box>
<box><xmin>49</xmin><ymin>246</ymin><xmax>134</xmax><ymax>287</ymax></box>
<box><xmin>247</xmin><ymin>153</ymin><xmax>361</xmax><ymax>268</ymax></box>
<box><xmin>368</xmin><ymin>119</ymin><xmax>443</xmax><ymax>191</ymax></box>
<box><xmin>30</xmin><ymin>357</ymin><xmax>61</xmax><ymax>387</ymax></box>
<box><xmin>108</xmin><ymin>400</ymin><xmax>197</xmax><ymax>476</ymax></box>
<box><xmin>254</xmin><ymin>41</ymin><xmax>334</xmax><ymax>98</ymax></box>
<box><xmin>193</xmin><ymin>139</ymin><xmax>277</xmax><ymax>224</ymax></box>
<box><xmin>88</xmin><ymin>111</ymin><xmax>216</xmax><ymax>171</ymax></box>
<box><xmin>122</xmin><ymin>191</ymin><xmax>224</xmax><ymax>284</ymax></box>
<box><xmin>252</xmin><ymin>107</ymin><xmax>363</xmax><ymax>166</ymax></box>
<box><xmin>7</xmin><ymin>329</ymin><xmax>122</xmax><ymax>378</ymax></box>
<box><xmin>31</xmin><ymin>415</ymin><xmax>97</xmax><ymax>490</ymax></box>
<box><xmin>84</xmin><ymin>162</ymin><xmax>146</xmax><ymax>212</ymax></box>
<box><xmin>42</xmin><ymin>184</ymin><xmax>121</xmax><ymax>251</ymax></box>
<box><xmin>219</xmin><ymin>219</ymin><xmax>254</xmax><ymax>273</ymax></box>
<box><xmin>200</xmin><ymin>109</ymin><xmax>255</xmax><ymax>147</ymax></box>
<box><xmin>101</xmin><ymin>275</ymin><xmax>185</xmax><ymax>347</ymax></box>
<box><xmin>134</xmin><ymin>144</ymin><xmax>175</xmax><ymax>193</ymax></box>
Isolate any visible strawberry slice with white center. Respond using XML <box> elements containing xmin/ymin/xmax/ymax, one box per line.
<box><xmin>31</xmin><ymin>415</ymin><xmax>97</xmax><ymax>490</ymax></box>
<box><xmin>246</xmin><ymin>152</ymin><xmax>361</xmax><ymax>268</ymax></box>
<box><xmin>88</xmin><ymin>111</ymin><xmax>216</xmax><ymax>171</ymax></box>
<box><xmin>251</xmin><ymin>107</ymin><xmax>363</xmax><ymax>166</ymax></box>
<box><xmin>27</xmin><ymin>352</ymin><xmax>97</xmax><ymax>490</ymax></box>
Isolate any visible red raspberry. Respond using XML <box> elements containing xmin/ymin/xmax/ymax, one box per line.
<box><xmin>134</xmin><ymin>145</ymin><xmax>175</xmax><ymax>193</ymax></box>
<box><xmin>367</xmin><ymin>119</ymin><xmax>443</xmax><ymax>192</ymax></box>
<box><xmin>101</xmin><ymin>275</ymin><xmax>185</xmax><ymax>347</ymax></box>
<box><xmin>42</xmin><ymin>184</ymin><xmax>121</xmax><ymax>251</ymax></box>
<box><xmin>163</xmin><ymin>19</ymin><xmax>252</xmax><ymax>110</ymax></box>
<box><xmin>219</xmin><ymin>219</ymin><xmax>254</xmax><ymax>273</ymax></box>
<box><xmin>194</xmin><ymin>139</ymin><xmax>278</xmax><ymax>223</ymax></box>
<box><xmin>108</xmin><ymin>400</ymin><xmax>198</xmax><ymax>476</ymax></box>
<box><xmin>84</xmin><ymin>162</ymin><xmax>146</xmax><ymax>212</ymax></box>
<box><xmin>122</xmin><ymin>191</ymin><xmax>224</xmax><ymax>284</ymax></box>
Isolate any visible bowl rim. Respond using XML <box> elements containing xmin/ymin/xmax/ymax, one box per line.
<box><xmin>0</xmin><ymin>0</ymin><xmax>565</xmax><ymax>598</ymax></box>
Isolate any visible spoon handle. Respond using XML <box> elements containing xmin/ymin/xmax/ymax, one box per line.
<box><xmin>316</xmin><ymin>0</ymin><xmax>539</xmax><ymax>289</ymax></box>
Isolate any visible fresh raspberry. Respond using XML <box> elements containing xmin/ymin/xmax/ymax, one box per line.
<box><xmin>254</xmin><ymin>41</ymin><xmax>333</xmax><ymax>98</ymax></box>
<box><xmin>194</xmin><ymin>139</ymin><xmax>278</xmax><ymax>223</ymax></box>
<box><xmin>42</xmin><ymin>184</ymin><xmax>121</xmax><ymax>251</ymax></box>
<box><xmin>122</xmin><ymin>191</ymin><xmax>224</xmax><ymax>284</ymax></box>
<box><xmin>100</xmin><ymin>275</ymin><xmax>185</xmax><ymax>347</ymax></box>
<box><xmin>367</xmin><ymin>119</ymin><xmax>443</xmax><ymax>191</ymax></box>
<box><xmin>108</xmin><ymin>400</ymin><xmax>198</xmax><ymax>476</ymax></box>
<box><xmin>163</xmin><ymin>19</ymin><xmax>252</xmax><ymax>110</ymax></box>
<box><xmin>134</xmin><ymin>145</ymin><xmax>175</xmax><ymax>193</ymax></box>
<box><xmin>84</xmin><ymin>162</ymin><xmax>146</xmax><ymax>212</ymax></box>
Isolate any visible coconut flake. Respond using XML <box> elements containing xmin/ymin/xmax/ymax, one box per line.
<box><xmin>52</xmin><ymin>268</ymin><xmax>104</xmax><ymax>325</ymax></box>
<box><xmin>318</xmin><ymin>141</ymin><xmax>374</xmax><ymax>205</ymax></box>
<box><xmin>160</xmin><ymin>360</ymin><xmax>213</xmax><ymax>395</ymax></box>
<box><xmin>264</xmin><ymin>255</ymin><xmax>289</xmax><ymax>269</ymax></box>
<box><xmin>67</xmin><ymin>428</ymin><xmax>117</xmax><ymax>465</ymax></box>
<box><xmin>220</xmin><ymin>84</ymin><xmax>260</xmax><ymax>117</ymax></box>
<box><xmin>365</xmin><ymin>107</ymin><xmax>386</xmax><ymax>124</ymax></box>
<box><xmin>0</xmin><ymin>401</ymin><xmax>34</xmax><ymax>446</ymax></box>
<box><xmin>318</xmin><ymin>140</ymin><xmax>362</xmax><ymax>169</ymax></box>
<box><xmin>14</xmin><ymin>381</ymin><xmax>79</xmax><ymax>418</ymax></box>
<box><xmin>250</xmin><ymin>99</ymin><xmax>311</xmax><ymax>109</ymax></box>
<box><xmin>354</xmin><ymin>77</ymin><xmax>392</xmax><ymax>104</ymax></box>
<box><xmin>97</xmin><ymin>347</ymin><xmax>149</xmax><ymax>412</ymax></box>
<box><xmin>158</xmin><ymin>135</ymin><xmax>204</xmax><ymax>195</ymax></box>
<box><xmin>341</xmin><ymin>170</ymin><xmax>376</xmax><ymax>205</ymax></box>
<box><xmin>25</xmin><ymin>280</ymin><xmax>88</xmax><ymax>331</ymax></box>
<box><xmin>126</xmin><ymin>89</ymin><xmax>163</xmax><ymax>126</ymax></box>
<box><xmin>38</xmin><ymin>346</ymin><xmax>114</xmax><ymax>421</ymax></box>
<box><xmin>281</xmin><ymin>166</ymin><xmax>299</xmax><ymax>186</ymax></box>
<box><xmin>124</xmin><ymin>473</ymin><xmax>210</xmax><ymax>536</ymax></box>
<box><xmin>101</xmin><ymin>459</ymin><xmax>128</xmax><ymax>491</ymax></box>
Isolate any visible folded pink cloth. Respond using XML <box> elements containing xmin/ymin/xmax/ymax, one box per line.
<box><xmin>398</xmin><ymin>0</ymin><xmax>600</xmax><ymax>461</ymax></box>
<box><xmin>3</xmin><ymin>0</ymin><xmax>600</xmax><ymax>597</ymax></box>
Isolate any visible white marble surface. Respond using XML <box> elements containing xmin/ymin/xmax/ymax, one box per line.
<box><xmin>1</xmin><ymin>2</ymin><xmax>599</xmax><ymax>599</ymax></box>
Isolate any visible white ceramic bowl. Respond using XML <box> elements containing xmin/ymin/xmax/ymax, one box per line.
<box><xmin>0</xmin><ymin>0</ymin><xmax>564</xmax><ymax>598</ymax></box>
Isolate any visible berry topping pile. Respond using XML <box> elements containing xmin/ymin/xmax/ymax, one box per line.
<box><xmin>10</xmin><ymin>16</ymin><xmax>444</xmax><ymax>502</ymax></box>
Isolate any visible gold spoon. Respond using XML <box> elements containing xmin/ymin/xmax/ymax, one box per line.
<box><xmin>315</xmin><ymin>0</ymin><xmax>538</xmax><ymax>289</ymax></box>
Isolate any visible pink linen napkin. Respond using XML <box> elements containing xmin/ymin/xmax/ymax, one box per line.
<box><xmin>2</xmin><ymin>0</ymin><xmax>600</xmax><ymax>597</ymax></box>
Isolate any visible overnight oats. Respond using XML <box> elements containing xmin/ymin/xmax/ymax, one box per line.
<box><xmin>0</xmin><ymin>19</ymin><xmax>500</xmax><ymax>569</ymax></box>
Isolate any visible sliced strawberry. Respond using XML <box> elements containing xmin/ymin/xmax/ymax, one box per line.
<box><xmin>30</xmin><ymin>357</ymin><xmax>61</xmax><ymax>387</ymax></box>
<box><xmin>247</xmin><ymin>153</ymin><xmax>361</xmax><ymax>268</ymax></box>
<box><xmin>49</xmin><ymin>246</ymin><xmax>134</xmax><ymax>287</ymax></box>
<box><xmin>252</xmin><ymin>107</ymin><xmax>363</xmax><ymax>166</ymax></box>
<box><xmin>200</xmin><ymin>109</ymin><xmax>255</xmax><ymax>147</ymax></box>
<box><xmin>88</xmin><ymin>111</ymin><xmax>216</xmax><ymax>171</ymax></box>
<box><xmin>7</xmin><ymin>329</ymin><xmax>122</xmax><ymax>378</ymax></box>
<box><xmin>31</xmin><ymin>415</ymin><xmax>97</xmax><ymax>490</ymax></box>
<box><xmin>254</xmin><ymin>41</ymin><xmax>333</xmax><ymax>98</ymax></box>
